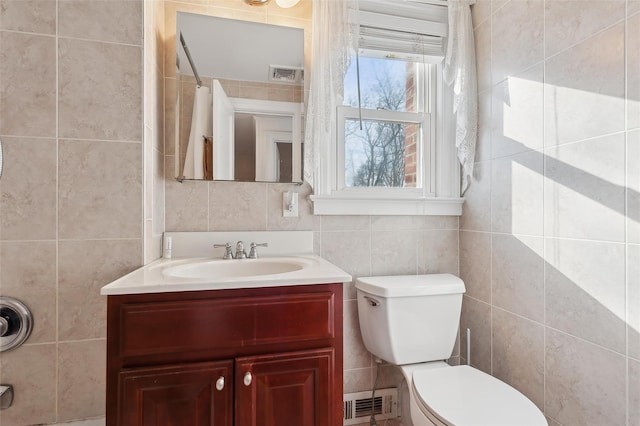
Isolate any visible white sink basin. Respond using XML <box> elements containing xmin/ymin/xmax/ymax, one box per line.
<box><xmin>163</xmin><ymin>257</ymin><xmax>310</xmax><ymax>280</ymax></box>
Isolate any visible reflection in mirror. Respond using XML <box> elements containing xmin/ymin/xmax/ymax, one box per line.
<box><xmin>175</xmin><ymin>12</ymin><xmax>305</xmax><ymax>183</ymax></box>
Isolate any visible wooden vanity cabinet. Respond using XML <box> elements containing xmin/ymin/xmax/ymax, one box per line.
<box><xmin>106</xmin><ymin>283</ymin><xmax>343</xmax><ymax>426</ymax></box>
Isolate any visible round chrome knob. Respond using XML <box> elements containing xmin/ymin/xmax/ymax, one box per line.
<box><xmin>216</xmin><ymin>376</ymin><xmax>225</xmax><ymax>391</ymax></box>
<box><xmin>0</xmin><ymin>297</ymin><xmax>32</xmax><ymax>352</ymax></box>
<box><xmin>0</xmin><ymin>316</ymin><xmax>8</xmax><ymax>336</ymax></box>
<box><xmin>243</xmin><ymin>372</ymin><xmax>252</xmax><ymax>386</ymax></box>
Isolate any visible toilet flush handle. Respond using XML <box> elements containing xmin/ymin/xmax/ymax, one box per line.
<box><xmin>363</xmin><ymin>295</ymin><xmax>380</xmax><ymax>307</ymax></box>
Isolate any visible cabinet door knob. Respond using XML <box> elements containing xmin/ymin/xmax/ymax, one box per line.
<box><xmin>243</xmin><ymin>372</ymin><xmax>252</xmax><ymax>386</ymax></box>
<box><xmin>215</xmin><ymin>376</ymin><xmax>225</xmax><ymax>391</ymax></box>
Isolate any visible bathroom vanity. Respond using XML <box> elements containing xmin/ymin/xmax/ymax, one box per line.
<box><xmin>102</xmin><ymin>232</ymin><xmax>350</xmax><ymax>426</ymax></box>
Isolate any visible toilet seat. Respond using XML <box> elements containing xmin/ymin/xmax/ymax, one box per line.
<box><xmin>412</xmin><ymin>365</ymin><xmax>547</xmax><ymax>426</ymax></box>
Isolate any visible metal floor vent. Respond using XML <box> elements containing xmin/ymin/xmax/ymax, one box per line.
<box><xmin>343</xmin><ymin>388</ymin><xmax>398</xmax><ymax>425</ymax></box>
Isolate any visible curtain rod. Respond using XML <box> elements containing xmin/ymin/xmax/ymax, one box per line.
<box><xmin>179</xmin><ymin>32</ymin><xmax>203</xmax><ymax>87</ymax></box>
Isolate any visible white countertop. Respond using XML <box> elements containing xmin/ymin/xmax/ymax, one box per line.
<box><xmin>100</xmin><ymin>255</ymin><xmax>352</xmax><ymax>296</ymax></box>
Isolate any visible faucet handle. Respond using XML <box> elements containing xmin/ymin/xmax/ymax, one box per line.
<box><xmin>248</xmin><ymin>242</ymin><xmax>268</xmax><ymax>259</ymax></box>
<box><xmin>235</xmin><ymin>241</ymin><xmax>247</xmax><ymax>259</ymax></box>
<box><xmin>214</xmin><ymin>243</ymin><xmax>234</xmax><ymax>260</ymax></box>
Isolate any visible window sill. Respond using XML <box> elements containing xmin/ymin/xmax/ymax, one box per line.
<box><xmin>310</xmin><ymin>195</ymin><xmax>464</xmax><ymax>216</ymax></box>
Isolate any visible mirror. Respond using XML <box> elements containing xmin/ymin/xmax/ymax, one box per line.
<box><xmin>175</xmin><ymin>12</ymin><xmax>305</xmax><ymax>183</ymax></box>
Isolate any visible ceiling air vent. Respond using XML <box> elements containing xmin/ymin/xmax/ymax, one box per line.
<box><xmin>269</xmin><ymin>65</ymin><xmax>304</xmax><ymax>84</ymax></box>
<box><xmin>343</xmin><ymin>388</ymin><xmax>399</xmax><ymax>425</ymax></box>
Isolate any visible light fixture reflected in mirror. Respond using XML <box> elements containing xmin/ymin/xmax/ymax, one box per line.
<box><xmin>244</xmin><ymin>0</ymin><xmax>301</xmax><ymax>7</ymax></box>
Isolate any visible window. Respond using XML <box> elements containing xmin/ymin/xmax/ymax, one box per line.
<box><xmin>310</xmin><ymin>0</ymin><xmax>463</xmax><ymax>215</ymax></box>
<box><xmin>338</xmin><ymin>56</ymin><xmax>433</xmax><ymax>192</ymax></box>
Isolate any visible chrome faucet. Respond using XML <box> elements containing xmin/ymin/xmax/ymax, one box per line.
<box><xmin>248</xmin><ymin>242</ymin><xmax>268</xmax><ymax>259</ymax></box>
<box><xmin>234</xmin><ymin>241</ymin><xmax>247</xmax><ymax>259</ymax></box>
<box><xmin>214</xmin><ymin>241</ymin><xmax>268</xmax><ymax>259</ymax></box>
<box><xmin>213</xmin><ymin>243</ymin><xmax>234</xmax><ymax>260</ymax></box>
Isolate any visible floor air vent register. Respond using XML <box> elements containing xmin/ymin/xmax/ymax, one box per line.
<box><xmin>343</xmin><ymin>388</ymin><xmax>399</xmax><ymax>425</ymax></box>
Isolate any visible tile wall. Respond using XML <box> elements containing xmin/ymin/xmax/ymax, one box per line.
<box><xmin>462</xmin><ymin>0</ymin><xmax>639</xmax><ymax>424</ymax></box>
<box><xmin>0</xmin><ymin>0</ymin><xmax>145</xmax><ymax>424</ymax></box>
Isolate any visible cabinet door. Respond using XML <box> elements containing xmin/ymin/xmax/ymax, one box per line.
<box><xmin>235</xmin><ymin>348</ymin><xmax>335</xmax><ymax>426</ymax></box>
<box><xmin>118</xmin><ymin>360</ymin><xmax>233</xmax><ymax>426</ymax></box>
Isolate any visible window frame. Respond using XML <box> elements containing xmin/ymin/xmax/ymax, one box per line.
<box><xmin>335</xmin><ymin>59</ymin><xmax>436</xmax><ymax>197</ymax></box>
<box><xmin>309</xmin><ymin>3</ymin><xmax>463</xmax><ymax>216</ymax></box>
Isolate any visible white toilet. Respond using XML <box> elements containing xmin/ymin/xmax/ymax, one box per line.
<box><xmin>356</xmin><ymin>274</ymin><xmax>547</xmax><ymax>426</ymax></box>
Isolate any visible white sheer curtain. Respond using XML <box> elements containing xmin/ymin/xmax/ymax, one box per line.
<box><xmin>303</xmin><ymin>0</ymin><xmax>358</xmax><ymax>189</ymax></box>
<box><xmin>443</xmin><ymin>0</ymin><xmax>478</xmax><ymax>195</ymax></box>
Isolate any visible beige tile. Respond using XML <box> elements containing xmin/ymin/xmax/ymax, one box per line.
<box><xmin>460</xmin><ymin>161</ymin><xmax>491</xmax><ymax>232</ymax></box>
<box><xmin>630</xmin><ymin>358</ymin><xmax>640</xmax><ymax>425</ymax></box>
<box><xmin>491</xmin><ymin>150</ymin><xmax>543</xmax><ymax>236</ymax></box>
<box><xmin>313</xmin><ymin>231</ymin><xmax>321</xmax><ymax>255</ymax></box>
<box><xmin>491</xmin><ymin>65</ymin><xmax>544</xmax><ymax>159</ymax></box>
<box><xmin>476</xmin><ymin>89</ymin><xmax>492</xmax><ymax>162</ymax></box>
<box><xmin>0</xmin><ymin>32</ymin><xmax>56</xmax><ymax>137</ymax></box>
<box><xmin>59</xmin><ymin>0</ymin><xmax>142</xmax><ymax>45</ymax></box>
<box><xmin>371</xmin><ymin>216</ymin><xmax>423</xmax><ymax>231</ymax></box>
<box><xmin>58</xmin><ymin>38</ymin><xmax>142</xmax><ymax>141</ymax></box>
<box><xmin>266</xmin><ymin>183</ymin><xmax>317</xmax><ymax>231</ymax></box>
<box><xmin>459</xmin><ymin>230</ymin><xmax>491</xmax><ymax>303</ymax></box>
<box><xmin>376</xmin><ymin>364</ymin><xmax>405</xmax><ymax>390</ymax></box>
<box><xmin>370</xmin><ymin>230</ymin><xmax>417</xmax><ymax>276</ymax></box>
<box><xmin>321</xmin><ymin>215</ymin><xmax>369</xmax><ymax>232</ymax></box>
<box><xmin>58</xmin><ymin>140</ymin><xmax>142</xmax><ymax>239</ymax></box>
<box><xmin>421</xmin><ymin>216</ymin><xmax>459</xmax><ymax>230</ymax></box>
<box><xmin>544</xmin><ymin>23</ymin><xmax>625</xmax><ymax>146</ymax></box>
<box><xmin>629</xmin><ymin>244</ymin><xmax>640</xmax><ymax>359</ymax></box>
<box><xmin>0</xmin><ymin>241</ymin><xmax>56</xmax><ymax>343</ymax></box>
<box><xmin>0</xmin><ymin>344</ymin><xmax>56</xmax><ymax>426</ymax></box>
<box><xmin>0</xmin><ymin>0</ymin><xmax>56</xmax><ymax>33</ymax></box>
<box><xmin>417</xmin><ymin>230</ymin><xmax>459</xmax><ymax>275</ymax></box>
<box><xmin>209</xmin><ymin>181</ymin><xmax>267</xmax><ymax>231</ymax></box>
<box><xmin>58</xmin><ymin>340</ymin><xmax>107</xmax><ymax>422</ymax></box>
<box><xmin>58</xmin><ymin>239</ymin><xmax>142</xmax><ymax>340</ymax></box>
<box><xmin>0</xmin><ymin>137</ymin><xmax>56</xmax><ymax>240</ymax></box>
<box><xmin>164</xmin><ymin>166</ymin><xmax>209</xmax><ymax>232</ymax></box>
<box><xmin>491</xmin><ymin>0</ymin><xmax>510</xmax><ymax>12</ymax></box>
<box><xmin>471</xmin><ymin>0</ymin><xmax>491</xmax><ymax>27</ymax></box>
<box><xmin>491</xmin><ymin>0</ymin><xmax>544</xmax><ymax>85</ymax></box>
<box><xmin>491</xmin><ymin>308</ymin><xmax>544</xmax><ymax>409</ymax></box>
<box><xmin>545</xmin><ymin>329</ymin><xmax>626</xmax><ymax>426</ymax></box>
<box><xmin>475</xmin><ymin>21</ymin><xmax>492</xmax><ymax>93</ymax></box>
<box><xmin>492</xmin><ymin>234</ymin><xmax>544</xmax><ymax>322</ymax></box>
<box><xmin>543</xmin><ymin>133</ymin><xmax>626</xmax><ymax>242</ymax></box>
<box><xmin>321</xmin><ymin>231</ymin><xmax>371</xmax><ymax>280</ymax></box>
<box><xmin>629</xmin><ymin>130</ymin><xmax>640</xmax><ymax>244</ymax></box>
<box><xmin>344</xmin><ymin>300</ymin><xmax>372</xmax><ymax>370</ymax></box>
<box><xmin>630</xmin><ymin>0</ymin><xmax>640</xmax><ymax>15</ymax></box>
<box><xmin>460</xmin><ymin>296</ymin><xmax>491</xmax><ymax>374</ymax></box>
<box><xmin>546</xmin><ymin>417</ymin><xmax>562</xmax><ymax>426</ymax></box>
<box><xmin>343</xmin><ymin>368</ymin><xmax>372</xmax><ymax>393</ymax></box>
<box><xmin>545</xmin><ymin>238</ymin><xmax>626</xmax><ymax>353</ymax></box>
<box><xmin>545</xmin><ymin>0</ymin><xmax>625</xmax><ymax>58</ymax></box>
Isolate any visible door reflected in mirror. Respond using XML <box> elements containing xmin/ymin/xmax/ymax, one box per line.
<box><xmin>175</xmin><ymin>12</ymin><xmax>305</xmax><ymax>183</ymax></box>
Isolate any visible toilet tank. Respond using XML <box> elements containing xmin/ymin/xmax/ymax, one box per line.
<box><xmin>356</xmin><ymin>274</ymin><xmax>465</xmax><ymax>365</ymax></box>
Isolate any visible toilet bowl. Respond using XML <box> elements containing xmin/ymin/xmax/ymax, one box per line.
<box><xmin>356</xmin><ymin>274</ymin><xmax>547</xmax><ymax>426</ymax></box>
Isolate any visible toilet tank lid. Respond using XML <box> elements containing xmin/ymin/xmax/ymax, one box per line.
<box><xmin>355</xmin><ymin>274</ymin><xmax>465</xmax><ymax>297</ymax></box>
